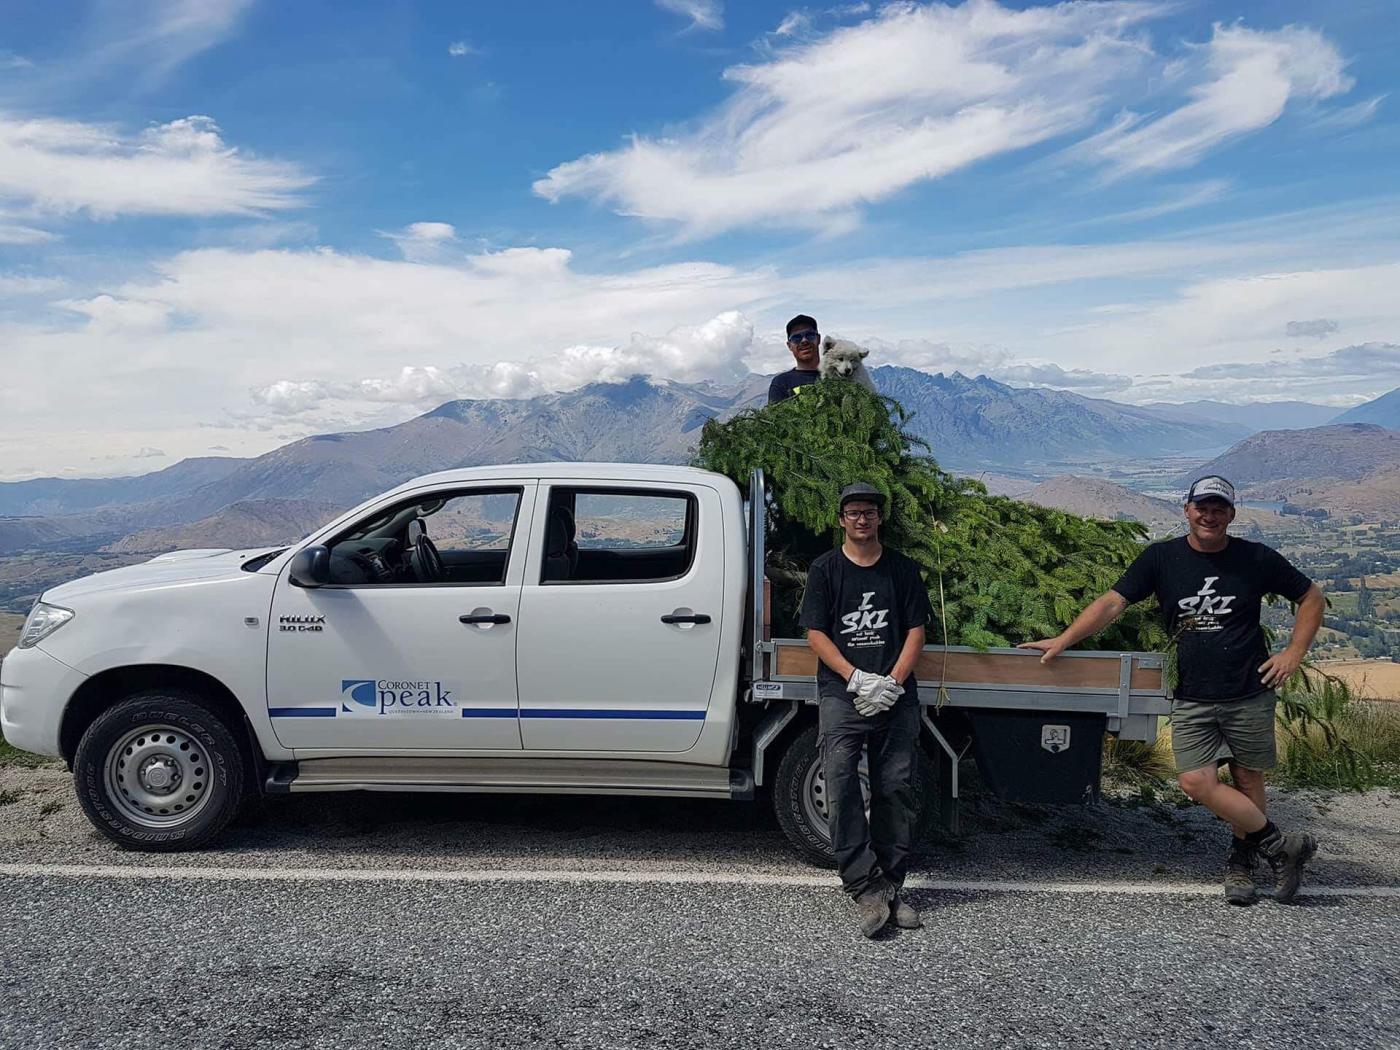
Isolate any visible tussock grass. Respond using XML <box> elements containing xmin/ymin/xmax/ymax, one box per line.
<box><xmin>1102</xmin><ymin>723</ymin><xmax>1175</xmax><ymax>793</ymax></box>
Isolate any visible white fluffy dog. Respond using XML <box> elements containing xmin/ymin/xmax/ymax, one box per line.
<box><xmin>819</xmin><ymin>336</ymin><xmax>876</xmax><ymax>392</ymax></box>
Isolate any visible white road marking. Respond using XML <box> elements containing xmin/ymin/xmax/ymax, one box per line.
<box><xmin>0</xmin><ymin>863</ymin><xmax>1396</xmax><ymax>897</ymax></box>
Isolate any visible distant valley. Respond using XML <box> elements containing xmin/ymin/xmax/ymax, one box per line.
<box><xmin>1</xmin><ymin>375</ymin><xmax>1398</xmax><ymax>647</ymax></box>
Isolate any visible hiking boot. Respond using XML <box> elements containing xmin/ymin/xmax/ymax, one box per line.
<box><xmin>1257</xmin><ymin>830</ymin><xmax>1317</xmax><ymax>904</ymax></box>
<box><xmin>1224</xmin><ymin>841</ymin><xmax>1258</xmax><ymax>907</ymax></box>
<box><xmin>891</xmin><ymin>890</ymin><xmax>923</xmax><ymax>929</ymax></box>
<box><xmin>855</xmin><ymin>886</ymin><xmax>891</xmax><ymax>938</ymax></box>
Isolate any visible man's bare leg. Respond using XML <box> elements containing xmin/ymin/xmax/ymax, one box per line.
<box><xmin>1227</xmin><ymin>762</ymin><xmax>1267</xmax><ymax>838</ymax></box>
<box><xmin>1177</xmin><ymin>766</ymin><xmax>1267</xmax><ymax>833</ymax></box>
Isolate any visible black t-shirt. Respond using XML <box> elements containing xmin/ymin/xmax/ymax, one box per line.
<box><xmin>799</xmin><ymin>547</ymin><xmax>932</xmax><ymax>699</ymax></box>
<box><xmin>767</xmin><ymin>368</ymin><xmax>820</xmax><ymax>404</ymax></box>
<box><xmin>1113</xmin><ymin>536</ymin><xmax>1312</xmax><ymax>702</ymax></box>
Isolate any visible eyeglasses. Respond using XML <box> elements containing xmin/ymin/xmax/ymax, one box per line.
<box><xmin>787</xmin><ymin>330</ymin><xmax>820</xmax><ymax>345</ymax></box>
<box><xmin>841</xmin><ymin>509</ymin><xmax>880</xmax><ymax>521</ymax></box>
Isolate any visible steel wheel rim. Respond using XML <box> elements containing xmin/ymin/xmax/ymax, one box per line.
<box><xmin>802</xmin><ymin>753</ymin><xmax>871</xmax><ymax>844</ymax></box>
<box><xmin>104</xmin><ymin>724</ymin><xmax>214</xmax><ymax>828</ymax></box>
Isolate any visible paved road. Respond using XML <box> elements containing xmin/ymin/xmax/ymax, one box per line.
<box><xmin>3</xmin><ymin>780</ymin><xmax>1399</xmax><ymax>1049</ymax></box>
<box><xmin>2</xmin><ymin>870</ymin><xmax>1397</xmax><ymax>1050</ymax></box>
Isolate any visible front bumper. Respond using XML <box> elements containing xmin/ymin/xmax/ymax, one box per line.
<box><xmin>0</xmin><ymin>644</ymin><xmax>87</xmax><ymax>759</ymax></box>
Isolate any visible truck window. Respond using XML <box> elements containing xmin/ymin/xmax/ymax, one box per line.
<box><xmin>541</xmin><ymin>488</ymin><xmax>696</xmax><ymax>584</ymax></box>
<box><xmin>328</xmin><ymin>488</ymin><xmax>522</xmax><ymax>586</ymax></box>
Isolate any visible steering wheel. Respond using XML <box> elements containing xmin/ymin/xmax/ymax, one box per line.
<box><xmin>410</xmin><ymin>529</ymin><xmax>445</xmax><ymax>583</ymax></box>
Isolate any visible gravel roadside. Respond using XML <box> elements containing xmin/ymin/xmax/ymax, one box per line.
<box><xmin>2</xmin><ymin>763</ymin><xmax>1397</xmax><ymax>888</ymax></box>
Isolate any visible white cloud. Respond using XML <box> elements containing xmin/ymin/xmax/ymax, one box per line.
<box><xmin>86</xmin><ymin>0</ymin><xmax>256</xmax><ymax>84</ymax></box>
<box><xmin>656</xmin><ymin>0</ymin><xmax>724</xmax><ymax>32</ymax></box>
<box><xmin>1303</xmin><ymin>94</ymin><xmax>1384</xmax><ymax>131</ymax></box>
<box><xmin>3</xmin><ymin>197</ymin><xmax>1398</xmax><ymax>476</ymax></box>
<box><xmin>447</xmin><ymin>41</ymin><xmax>478</xmax><ymax>58</ymax></box>
<box><xmin>1184</xmin><ymin>342</ymin><xmax>1400</xmax><ymax>382</ymax></box>
<box><xmin>1285</xmin><ymin>318</ymin><xmax>1338</xmax><ymax>339</ymax></box>
<box><xmin>0</xmin><ymin>273</ymin><xmax>65</xmax><ymax>297</ymax></box>
<box><xmin>994</xmin><ymin>361</ymin><xmax>1133</xmax><ymax>393</ymax></box>
<box><xmin>61</xmin><ymin>293</ymin><xmax>173</xmax><ymax>333</ymax></box>
<box><xmin>1070</xmin><ymin>261</ymin><xmax>1400</xmax><ymax>375</ymax></box>
<box><xmin>0</xmin><ymin>51</ymin><xmax>33</xmax><ymax>70</ymax></box>
<box><xmin>250</xmin><ymin>311</ymin><xmax>757</xmax><ymax>413</ymax></box>
<box><xmin>773</xmin><ymin>12</ymin><xmax>810</xmax><ymax>37</ymax></box>
<box><xmin>0</xmin><ymin>113</ymin><xmax>313</xmax><ymax>219</ymax></box>
<box><xmin>0</xmin><ymin>223</ymin><xmax>56</xmax><ymax>244</ymax></box>
<box><xmin>536</xmin><ymin>4</ymin><xmax>1358</xmax><ymax>238</ymax></box>
<box><xmin>1082</xmin><ymin>24</ymin><xmax>1352</xmax><ymax>177</ymax></box>
<box><xmin>383</xmin><ymin>221</ymin><xmax>459</xmax><ymax>262</ymax></box>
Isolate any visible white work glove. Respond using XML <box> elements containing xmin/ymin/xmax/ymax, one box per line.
<box><xmin>848</xmin><ymin>672</ymin><xmax>901</xmax><ymax>716</ymax></box>
<box><xmin>847</xmin><ymin>669</ymin><xmax>884</xmax><ymax>717</ymax></box>
<box><xmin>846</xmin><ymin>668</ymin><xmax>882</xmax><ymax>698</ymax></box>
<box><xmin>862</xmin><ymin>675</ymin><xmax>902</xmax><ymax>714</ymax></box>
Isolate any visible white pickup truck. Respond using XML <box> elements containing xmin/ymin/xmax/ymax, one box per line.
<box><xmin>1</xmin><ymin>463</ymin><xmax>1169</xmax><ymax>860</ymax></box>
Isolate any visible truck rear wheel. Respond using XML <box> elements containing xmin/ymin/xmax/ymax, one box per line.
<box><xmin>73</xmin><ymin>690</ymin><xmax>246</xmax><ymax>852</ymax></box>
<box><xmin>771</xmin><ymin>723</ymin><xmax>939</xmax><ymax>869</ymax></box>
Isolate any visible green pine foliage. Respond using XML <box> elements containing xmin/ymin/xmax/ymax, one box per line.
<box><xmin>695</xmin><ymin>382</ymin><xmax>1166</xmax><ymax>652</ymax></box>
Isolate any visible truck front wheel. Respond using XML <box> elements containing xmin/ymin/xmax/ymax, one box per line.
<box><xmin>73</xmin><ymin>691</ymin><xmax>246</xmax><ymax>852</ymax></box>
<box><xmin>771</xmin><ymin>723</ymin><xmax>939</xmax><ymax>868</ymax></box>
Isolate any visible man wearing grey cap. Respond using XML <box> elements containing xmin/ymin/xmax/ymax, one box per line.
<box><xmin>800</xmin><ymin>482</ymin><xmax>932</xmax><ymax>936</ymax></box>
<box><xmin>1021</xmin><ymin>475</ymin><xmax>1326</xmax><ymax>905</ymax></box>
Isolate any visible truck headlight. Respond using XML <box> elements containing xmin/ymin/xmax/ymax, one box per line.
<box><xmin>17</xmin><ymin>601</ymin><xmax>74</xmax><ymax>649</ymax></box>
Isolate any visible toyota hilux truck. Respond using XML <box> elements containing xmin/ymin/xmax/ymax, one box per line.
<box><xmin>1</xmin><ymin>463</ymin><xmax>1170</xmax><ymax>861</ymax></box>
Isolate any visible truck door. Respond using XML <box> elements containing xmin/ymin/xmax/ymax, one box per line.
<box><xmin>266</xmin><ymin>485</ymin><xmax>534</xmax><ymax>751</ymax></box>
<box><xmin>514</xmin><ymin>483</ymin><xmax>724</xmax><ymax>753</ymax></box>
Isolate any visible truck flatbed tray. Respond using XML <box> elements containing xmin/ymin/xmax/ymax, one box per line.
<box><xmin>760</xmin><ymin>639</ymin><xmax>1169</xmax><ymax>740</ymax></box>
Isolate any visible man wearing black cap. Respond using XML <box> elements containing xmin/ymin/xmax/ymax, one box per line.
<box><xmin>1020</xmin><ymin>475</ymin><xmax>1326</xmax><ymax>905</ymax></box>
<box><xmin>767</xmin><ymin>314</ymin><xmax>823</xmax><ymax>404</ymax></box>
<box><xmin>800</xmin><ymin>482</ymin><xmax>932</xmax><ymax>936</ymax></box>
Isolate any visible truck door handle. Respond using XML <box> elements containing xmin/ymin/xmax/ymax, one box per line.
<box><xmin>661</xmin><ymin>613</ymin><xmax>711</xmax><ymax>625</ymax></box>
<box><xmin>460</xmin><ymin>613</ymin><xmax>511</xmax><ymax>625</ymax></box>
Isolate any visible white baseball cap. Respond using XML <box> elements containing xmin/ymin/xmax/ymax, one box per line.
<box><xmin>1185</xmin><ymin>475</ymin><xmax>1236</xmax><ymax>507</ymax></box>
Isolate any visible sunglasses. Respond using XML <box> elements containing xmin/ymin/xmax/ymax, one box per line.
<box><xmin>787</xmin><ymin>330</ymin><xmax>820</xmax><ymax>345</ymax></box>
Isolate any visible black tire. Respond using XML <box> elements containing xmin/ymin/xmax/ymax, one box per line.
<box><xmin>770</xmin><ymin>722</ymin><xmax>940</xmax><ymax>869</ymax></box>
<box><xmin>73</xmin><ymin>690</ymin><xmax>246</xmax><ymax>852</ymax></box>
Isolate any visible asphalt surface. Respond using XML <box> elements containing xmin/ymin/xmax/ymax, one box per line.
<box><xmin>2</xmin><ymin>778</ymin><xmax>1399</xmax><ymax>1049</ymax></box>
<box><xmin>2</xmin><ymin>875</ymin><xmax>1397</xmax><ymax>1050</ymax></box>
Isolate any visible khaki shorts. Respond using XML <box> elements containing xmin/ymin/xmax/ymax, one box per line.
<box><xmin>1170</xmin><ymin>690</ymin><xmax>1278</xmax><ymax>774</ymax></box>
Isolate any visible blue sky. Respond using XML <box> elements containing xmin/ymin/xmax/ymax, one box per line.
<box><xmin>1</xmin><ymin>0</ymin><xmax>1398</xmax><ymax>478</ymax></box>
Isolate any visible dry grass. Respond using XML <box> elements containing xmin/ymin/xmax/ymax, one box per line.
<box><xmin>1318</xmin><ymin>659</ymin><xmax>1400</xmax><ymax>701</ymax></box>
<box><xmin>1274</xmin><ymin>699</ymin><xmax>1400</xmax><ymax>789</ymax></box>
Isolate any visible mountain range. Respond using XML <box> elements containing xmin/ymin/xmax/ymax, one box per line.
<box><xmin>1334</xmin><ymin>388</ymin><xmax>1400</xmax><ymax>428</ymax></box>
<box><xmin>1</xmin><ymin>375</ymin><xmax>1398</xmax><ymax>557</ymax></box>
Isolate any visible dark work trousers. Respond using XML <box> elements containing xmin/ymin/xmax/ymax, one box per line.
<box><xmin>818</xmin><ymin>691</ymin><xmax>920</xmax><ymax>898</ymax></box>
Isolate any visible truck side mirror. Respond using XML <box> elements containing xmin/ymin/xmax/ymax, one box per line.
<box><xmin>289</xmin><ymin>545</ymin><xmax>331</xmax><ymax>588</ymax></box>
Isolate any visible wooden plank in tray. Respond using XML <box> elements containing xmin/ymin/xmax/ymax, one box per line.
<box><xmin>773</xmin><ymin>645</ymin><xmax>1163</xmax><ymax>692</ymax></box>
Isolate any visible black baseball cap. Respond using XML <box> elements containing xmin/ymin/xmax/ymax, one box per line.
<box><xmin>786</xmin><ymin>314</ymin><xmax>818</xmax><ymax>337</ymax></box>
<box><xmin>1185</xmin><ymin>475</ymin><xmax>1236</xmax><ymax>506</ymax></box>
<box><xmin>839</xmin><ymin>482</ymin><xmax>886</xmax><ymax>510</ymax></box>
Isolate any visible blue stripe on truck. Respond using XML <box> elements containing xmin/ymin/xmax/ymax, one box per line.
<box><xmin>520</xmin><ymin>708</ymin><xmax>706</xmax><ymax>720</ymax></box>
<box><xmin>269</xmin><ymin>707</ymin><xmax>338</xmax><ymax>718</ymax></box>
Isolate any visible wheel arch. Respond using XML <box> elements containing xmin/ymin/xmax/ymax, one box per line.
<box><xmin>60</xmin><ymin>664</ymin><xmax>263</xmax><ymax>784</ymax></box>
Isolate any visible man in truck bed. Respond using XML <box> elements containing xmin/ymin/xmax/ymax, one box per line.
<box><xmin>1020</xmin><ymin>475</ymin><xmax>1326</xmax><ymax>905</ymax></box>
<box><xmin>800</xmin><ymin>482</ymin><xmax>931</xmax><ymax>936</ymax></box>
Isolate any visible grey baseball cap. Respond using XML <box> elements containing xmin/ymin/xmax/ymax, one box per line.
<box><xmin>1185</xmin><ymin>475</ymin><xmax>1236</xmax><ymax>506</ymax></box>
<box><xmin>839</xmin><ymin>482</ymin><xmax>886</xmax><ymax>510</ymax></box>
